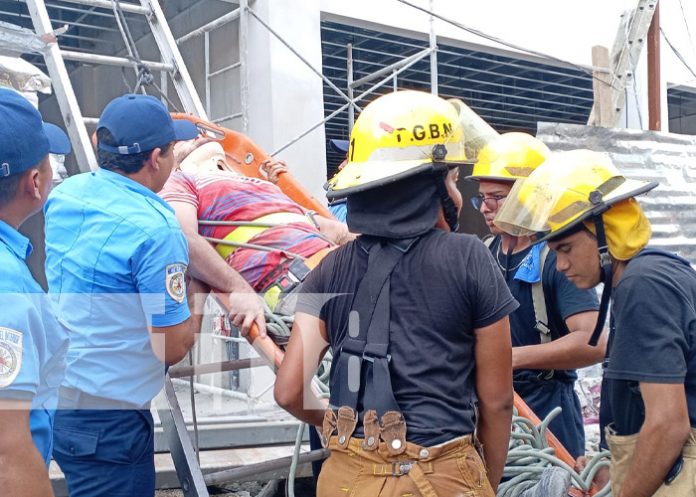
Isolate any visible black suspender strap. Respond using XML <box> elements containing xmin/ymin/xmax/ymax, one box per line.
<box><xmin>330</xmin><ymin>236</ymin><xmax>419</xmax><ymax>416</ymax></box>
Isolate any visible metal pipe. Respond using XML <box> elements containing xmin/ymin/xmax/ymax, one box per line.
<box><xmin>239</xmin><ymin>0</ymin><xmax>249</xmax><ymax>134</ymax></box>
<box><xmin>247</xmin><ymin>6</ymin><xmax>361</xmax><ymax>113</ymax></box>
<box><xmin>272</xmin><ymin>43</ymin><xmax>440</xmax><ymax>156</ymax></box>
<box><xmin>347</xmin><ymin>43</ymin><xmax>354</xmax><ymax>133</ymax></box>
<box><xmin>168</xmin><ymin>358</ymin><xmax>267</xmax><ymax>378</ymax></box>
<box><xmin>60</xmin><ymin>50</ymin><xmax>173</xmax><ymax>71</ymax></box>
<box><xmin>44</xmin><ymin>2</ymin><xmax>137</xmax><ymax>19</ymax></box>
<box><xmin>203</xmin><ymin>448</ymin><xmax>330</xmax><ymax>486</ymax></box>
<box><xmin>429</xmin><ymin>0</ymin><xmax>438</xmax><ymax>94</ymax></box>
<box><xmin>205</xmin><ymin>31</ymin><xmax>211</xmax><ymax>118</ymax></box>
<box><xmin>200</xmin><ymin>220</ymin><xmax>295</xmax><ymax>228</ymax></box>
<box><xmin>59</xmin><ymin>0</ymin><xmax>148</xmax><ymax>15</ymax></box>
<box><xmin>350</xmin><ymin>47</ymin><xmax>433</xmax><ymax>88</ymax></box>
<box><xmin>203</xmin><ymin>236</ymin><xmax>306</xmax><ymax>260</ymax></box>
<box><xmin>208</xmin><ymin>61</ymin><xmax>242</xmax><ymax>79</ymax></box>
<box><xmin>212</xmin><ymin>112</ymin><xmax>243</xmax><ymax>124</ymax></box>
<box><xmin>177</xmin><ymin>7</ymin><xmax>241</xmax><ymax>45</ymax></box>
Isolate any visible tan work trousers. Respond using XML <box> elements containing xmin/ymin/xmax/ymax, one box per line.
<box><xmin>317</xmin><ymin>434</ymin><xmax>495</xmax><ymax>497</ymax></box>
<box><xmin>607</xmin><ymin>428</ymin><xmax>696</xmax><ymax>496</ymax></box>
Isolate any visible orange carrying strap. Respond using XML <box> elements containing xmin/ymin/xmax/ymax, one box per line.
<box><xmin>171</xmin><ymin>113</ymin><xmax>335</xmax><ymax>219</ymax></box>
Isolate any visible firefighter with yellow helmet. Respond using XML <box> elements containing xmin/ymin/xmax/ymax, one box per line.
<box><xmin>495</xmin><ymin>149</ymin><xmax>696</xmax><ymax>497</ymax></box>
<box><xmin>275</xmin><ymin>90</ymin><xmax>518</xmax><ymax>496</ymax></box>
<box><xmin>467</xmin><ymin>133</ymin><xmax>602</xmax><ymax>459</ymax></box>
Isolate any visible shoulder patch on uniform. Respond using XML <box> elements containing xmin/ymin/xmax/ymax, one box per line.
<box><xmin>0</xmin><ymin>327</ymin><xmax>23</xmax><ymax>388</ymax></box>
<box><xmin>166</xmin><ymin>263</ymin><xmax>187</xmax><ymax>304</ymax></box>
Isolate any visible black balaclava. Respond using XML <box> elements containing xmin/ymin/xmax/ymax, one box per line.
<box><xmin>346</xmin><ymin>170</ymin><xmax>454</xmax><ymax>239</ymax></box>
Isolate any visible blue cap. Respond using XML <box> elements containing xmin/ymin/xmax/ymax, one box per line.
<box><xmin>0</xmin><ymin>87</ymin><xmax>71</xmax><ymax>178</ymax></box>
<box><xmin>97</xmin><ymin>94</ymin><xmax>199</xmax><ymax>155</ymax></box>
<box><xmin>329</xmin><ymin>139</ymin><xmax>349</xmax><ymax>154</ymax></box>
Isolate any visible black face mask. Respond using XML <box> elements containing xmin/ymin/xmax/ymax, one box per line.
<box><xmin>346</xmin><ymin>171</ymin><xmax>449</xmax><ymax>239</ymax></box>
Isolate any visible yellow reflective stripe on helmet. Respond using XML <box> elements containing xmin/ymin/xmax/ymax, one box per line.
<box><xmin>214</xmin><ymin>212</ymin><xmax>312</xmax><ymax>259</ymax></box>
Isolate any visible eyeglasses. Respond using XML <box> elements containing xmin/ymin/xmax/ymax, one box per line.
<box><xmin>470</xmin><ymin>194</ymin><xmax>507</xmax><ymax>210</ymax></box>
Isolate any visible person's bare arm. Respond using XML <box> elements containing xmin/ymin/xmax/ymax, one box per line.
<box><xmin>474</xmin><ymin>316</ymin><xmax>514</xmax><ymax>490</ymax></box>
<box><xmin>618</xmin><ymin>383</ymin><xmax>690</xmax><ymax>497</ymax></box>
<box><xmin>512</xmin><ymin>310</ymin><xmax>606</xmax><ymax>370</ymax></box>
<box><xmin>275</xmin><ymin>312</ymin><xmax>329</xmax><ymax>427</ymax></box>
<box><xmin>313</xmin><ymin>215</ymin><xmax>355</xmax><ymax>245</ymax></box>
<box><xmin>169</xmin><ymin>199</ymin><xmax>266</xmax><ymax>337</ymax></box>
<box><xmin>0</xmin><ymin>402</ymin><xmax>54</xmax><ymax>497</ymax></box>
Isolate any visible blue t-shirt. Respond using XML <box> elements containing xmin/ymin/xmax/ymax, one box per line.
<box><xmin>44</xmin><ymin>168</ymin><xmax>190</xmax><ymax>406</ymax></box>
<box><xmin>328</xmin><ymin>200</ymin><xmax>347</xmax><ymax>223</ymax></box>
<box><xmin>489</xmin><ymin>237</ymin><xmax>599</xmax><ymax>382</ymax></box>
<box><xmin>603</xmin><ymin>249</ymin><xmax>696</xmax><ymax>436</ymax></box>
<box><xmin>297</xmin><ymin>230</ymin><xmax>518</xmax><ymax>446</ymax></box>
<box><xmin>0</xmin><ymin>220</ymin><xmax>68</xmax><ymax>465</ymax></box>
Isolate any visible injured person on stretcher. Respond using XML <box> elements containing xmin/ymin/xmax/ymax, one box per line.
<box><xmin>159</xmin><ymin>137</ymin><xmax>354</xmax><ymax>342</ymax></box>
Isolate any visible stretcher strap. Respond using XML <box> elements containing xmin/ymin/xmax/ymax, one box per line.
<box><xmin>215</xmin><ymin>212</ymin><xmax>312</xmax><ymax>259</ymax></box>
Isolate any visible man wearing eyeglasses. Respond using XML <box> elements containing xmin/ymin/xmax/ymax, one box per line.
<box><xmin>467</xmin><ymin>132</ymin><xmax>603</xmax><ymax>459</ymax></box>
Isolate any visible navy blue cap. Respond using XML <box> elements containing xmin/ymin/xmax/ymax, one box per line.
<box><xmin>97</xmin><ymin>94</ymin><xmax>199</xmax><ymax>155</ymax></box>
<box><xmin>329</xmin><ymin>139</ymin><xmax>349</xmax><ymax>154</ymax></box>
<box><xmin>0</xmin><ymin>87</ymin><xmax>71</xmax><ymax>178</ymax></box>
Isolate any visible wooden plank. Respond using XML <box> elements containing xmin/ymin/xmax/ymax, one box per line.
<box><xmin>589</xmin><ymin>45</ymin><xmax>613</xmax><ymax>126</ymax></box>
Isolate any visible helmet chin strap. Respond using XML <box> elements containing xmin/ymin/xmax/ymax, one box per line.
<box><xmin>588</xmin><ymin>214</ymin><xmax>612</xmax><ymax>346</ymax></box>
<box><xmin>435</xmin><ymin>172</ymin><xmax>459</xmax><ymax>232</ymax></box>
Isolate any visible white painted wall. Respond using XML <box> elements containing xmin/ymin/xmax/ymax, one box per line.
<box><xmin>244</xmin><ymin>0</ymin><xmax>328</xmax><ymax>200</ymax></box>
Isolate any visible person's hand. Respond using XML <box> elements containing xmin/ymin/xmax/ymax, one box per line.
<box><xmin>227</xmin><ymin>291</ymin><xmax>267</xmax><ymax>338</ymax></box>
<box><xmin>259</xmin><ymin>159</ymin><xmax>288</xmax><ymax>184</ymax></box>
<box><xmin>173</xmin><ymin>136</ymin><xmax>214</xmax><ymax>167</ymax></box>
<box><xmin>575</xmin><ymin>456</ymin><xmax>610</xmax><ymax>490</ymax></box>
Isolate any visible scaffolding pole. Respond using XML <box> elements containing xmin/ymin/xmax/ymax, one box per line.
<box><xmin>26</xmin><ymin>0</ymin><xmax>98</xmax><ymax>172</ymax></box>
<box><xmin>429</xmin><ymin>0</ymin><xmax>438</xmax><ymax>94</ymax></box>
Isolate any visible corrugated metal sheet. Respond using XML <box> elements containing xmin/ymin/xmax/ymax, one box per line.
<box><xmin>536</xmin><ymin>122</ymin><xmax>696</xmax><ymax>262</ymax></box>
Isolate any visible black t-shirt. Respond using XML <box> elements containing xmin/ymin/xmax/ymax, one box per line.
<box><xmin>603</xmin><ymin>249</ymin><xmax>696</xmax><ymax>436</ymax></box>
<box><xmin>490</xmin><ymin>237</ymin><xmax>599</xmax><ymax>382</ymax></box>
<box><xmin>297</xmin><ymin>229</ymin><xmax>518</xmax><ymax>446</ymax></box>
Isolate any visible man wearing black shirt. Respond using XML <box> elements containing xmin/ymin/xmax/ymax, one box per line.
<box><xmin>275</xmin><ymin>91</ymin><xmax>517</xmax><ymax>497</ymax></box>
<box><xmin>495</xmin><ymin>149</ymin><xmax>696</xmax><ymax>497</ymax></box>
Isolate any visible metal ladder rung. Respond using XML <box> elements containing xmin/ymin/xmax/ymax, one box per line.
<box><xmin>58</xmin><ymin>0</ymin><xmax>149</xmax><ymax>16</ymax></box>
<box><xmin>61</xmin><ymin>49</ymin><xmax>174</xmax><ymax>72</ymax></box>
<box><xmin>82</xmin><ymin>117</ymin><xmax>99</xmax><ymax>125</ymax></box>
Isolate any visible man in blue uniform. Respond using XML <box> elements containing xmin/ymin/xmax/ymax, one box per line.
<box><xmin>468</xmin><ymin>132</ymin><xmax>602</xmax><ymax>458</ymax></box>
<box><xmin>44</xmin><ymin>94</ymin><xmax>201</xmax><ymax>497</ymax></box>
<box><xmin>0</xmin><ymin>88</ymin><xmax>71</xmax><ymax>496</ymax></box>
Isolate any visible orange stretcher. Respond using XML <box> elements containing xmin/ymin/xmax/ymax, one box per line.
<box><xmin>174</xmin><ymin>115</ymin><xmax>598</xmax><ymax>496</ymax></box>
<box><xmin>172</xmin><ymin>113</ymin><xmax>333</xmax><ymax>220</ymax></box>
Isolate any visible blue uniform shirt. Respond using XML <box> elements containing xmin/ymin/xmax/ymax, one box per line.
<box><xmin>44</xmin><ymin>168</ymin><xmax>190</xmax><ymax>407</ymax></box>
<box><xmin>0</xmin><ymin>220</ymin><xmax>68</xmax><ymax>465</ymax></box>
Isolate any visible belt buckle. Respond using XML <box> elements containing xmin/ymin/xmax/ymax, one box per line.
<box><xmin>391</xmin><ymin>461</ymin><xmax>412</xmax><ymax>476</ymax></box>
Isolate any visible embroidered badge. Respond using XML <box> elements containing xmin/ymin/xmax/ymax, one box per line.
<box><xmin>165</xmin><ymin>263</ymin><xmax>187</xmax><ymax>304</ymax></box>
<box><xmin>0</xmin><ymin>327</ymin><xmax>23</xmax><ymax>388</ymax></box>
